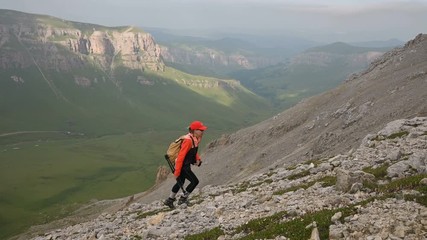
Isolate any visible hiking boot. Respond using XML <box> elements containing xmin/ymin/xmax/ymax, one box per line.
<box><xmin>177</xmin><ymin>196</ymin><xmax>189</xmax><ymax>205</ymax></box>
<box><xmin>163</xmin><ymin>197</ymin><xmax>175</xmax><ymax>208</ymax></box>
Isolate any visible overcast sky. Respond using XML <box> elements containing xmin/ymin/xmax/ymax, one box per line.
<box><xmin>1</xmin><ymin>0</ymin><xmax>426</xmax><ymax>42</ymax></box>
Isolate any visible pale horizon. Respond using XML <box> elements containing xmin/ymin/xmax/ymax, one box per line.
<box><xmin>1</xmin><ymin>0</ymin><xmax>426</xmax><ymax>43</ymax></box>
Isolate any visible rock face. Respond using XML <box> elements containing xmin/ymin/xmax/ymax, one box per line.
<box><xmin>66</xmin><ymin>29</ymin><xmax>163</xmax><ymax>71</ymax></box>
<box><xmin>22</xmin><ymin>117</ymin><xmax>427</xmax><ymax>239</ymax></box>
<box><xmin>160</xmin><ymin>46</ymin><xmax>257</xmax><ymax>69</ymax></box>
<box><xmin>0</xmin><ymin>13</ymin><xmax>164</xmax><ymax>72</ymax></box>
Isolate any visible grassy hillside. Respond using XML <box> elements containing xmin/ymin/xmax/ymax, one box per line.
<box><xmin>0</xmin><ymin>66</ymin><xmax>271</xmax><ymax>135</ymax></box>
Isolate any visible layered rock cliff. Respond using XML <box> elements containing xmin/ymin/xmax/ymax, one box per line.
<box><xmin>0</xmin><ymin>10</ymin><xmax>164</xmax><ymax>72</ymax></box>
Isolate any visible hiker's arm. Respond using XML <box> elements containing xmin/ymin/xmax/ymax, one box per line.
<box><xmin>195</xmin><ymin>153</ymin><xmax>202</xmax><ymax>166</ymax></box>
<box><xmin>174</xmin><ymin>138</ymin><xmax>192</xmax><ymax>177</ymax></box>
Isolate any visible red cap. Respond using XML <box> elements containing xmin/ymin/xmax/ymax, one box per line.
<box><xmin>189</xmin><ymin>121</ymin><xmax>208</xmax><ymax>131</ymax></box>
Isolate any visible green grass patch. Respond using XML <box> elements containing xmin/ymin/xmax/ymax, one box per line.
<box><xmin>363</xmin><ymin>164</ymin><xmax>389</xmax><ymax>179</ymax></box>
<box><xmin>233</xmin><ymin>181</ymin><xmax>251</xmax><ymax>194</ymax></box>
<box><xmin>319</xmin><ymin>176</ymin><xmax>337</xmax><ymax>187</ymax></box>
<box><xmin>378</xmin><ymin>174</ymin><xmax>427</xmax><ymax>193</ymax></box>
<box><xmin>387</xmin><ymin>131</ymin><xmax>409</xmax><ymax>139</ymax></box>
<box><xmin>234</xmin><ymin>194</ymin><xmax>398</xmax><ymax>240</ymax></box>
<box><xmin>234</xmin><ymin>207</ymin><xmax>357</xmax><ymax>240</ymax></box>
<box><xmin>136</xmin><ymin>208</ymin><xmax>169</xmax><ymax>219</ymax></box>
<box><xmin>233</xmin><ymin>211</ymin><xmax>288</xmax><ymax>236</ymax></box>
<box><xmin>288</xmin><ymin>170</ymin><xmax>311</xmax><ymax>180</ymax></box>
<box><xmin>184</xmin><ymin>227</ymin><xmax>224</xmax><ymax>240</ymax></box>
<box><xmin>273</xmin><ymin>176</ymin><xmax>336</xmax><ymax>195</ymax></box>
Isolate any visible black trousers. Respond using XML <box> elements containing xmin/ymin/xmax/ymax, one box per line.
<box><xmin>172</xmin><ymin>164</ymin><xmax>199</xmax><ymax>194</ymax></box>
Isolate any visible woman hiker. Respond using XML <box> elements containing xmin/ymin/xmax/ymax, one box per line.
<box><xmin>164</xmin><ymin>120</ymin><xmax>207</xmax><ymax>208</ymax></box>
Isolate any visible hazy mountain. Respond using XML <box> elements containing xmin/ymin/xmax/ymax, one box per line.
<box><xmin>349</xmin><ymin>38</ymin><xmax>404</xmax><ymax>48</ymax></box>
<box><xmin>145</xmin><ymin>28</ymin><xmax>307</xmax><ymax>78</ymax></box>
<box><xmin>230</xmin><ymin>42</ymin><xmax>390</xmax><ymax>109</ymax></box>
<box><xmin>144</xmin><ymin>29</ymin><xmax>393</xmax><ymax>111</ymax></box>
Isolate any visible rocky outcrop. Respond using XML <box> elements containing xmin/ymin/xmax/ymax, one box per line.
<box><xmin>0</xmin><ymin>19</ymin><xmax>164</xmax><ymax>71</ymax></box>
<box><xmin>23</xmin><ymin>117</ymin><xmax>427</xmax><ymax>239</ymax></box>
<box><xmin>66</xmin><ymin>29</ymin><xmax>164</xmax><ymax>71</ymax></box>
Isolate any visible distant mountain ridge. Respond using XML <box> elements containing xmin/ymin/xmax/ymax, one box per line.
<box><xmin>349</xmin><ymin>38</ymin><xmax>404</xmax><ymax>48</ymax></box>
<box><xmin>230</xmin><ymin>41</ymin><xmax>388</xmax><ymax>109</ymax></box>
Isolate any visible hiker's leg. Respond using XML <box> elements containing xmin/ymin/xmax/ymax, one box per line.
<box><xmin>166</xmin><ymin>175</ymin><xmax>186</xmax><ymax>208</ymax></box>
<box><xmin>172</xmin><ymin>174</ymin><xmax>186</xmax><ymax>193</ymax></box>
<box><xmin>183</xmin><ymin>168</ymin><xmax>199</xmax><ymax>193</ymax></box>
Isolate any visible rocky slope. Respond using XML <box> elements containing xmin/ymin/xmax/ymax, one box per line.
<box><xmin>21</xmin><ymin>117</ymin><xmax>427</xmax><ymax>239</ymax></box>
<box><xmin>193</xmin><ymin>33</ymin><xmax>427</xmax><ymax>188</ymax></box>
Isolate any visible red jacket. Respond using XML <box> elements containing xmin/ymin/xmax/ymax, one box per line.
<box><xmin>174</xmin><ymin>133</ymin><xmax>201</xmax><ymax>177</ymax></box>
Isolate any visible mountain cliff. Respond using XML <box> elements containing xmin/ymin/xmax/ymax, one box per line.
<box><xmin>0</xmin><ymin>9</ymin><xmax>163</xmax><ymax>71</ymax></box>
<box><xmin>15</xmin><ymin>34</ymin><xmax>427</xmax><ymax>240</ymax></box>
